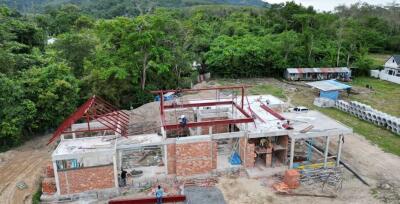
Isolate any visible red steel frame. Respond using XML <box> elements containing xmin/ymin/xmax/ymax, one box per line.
<box><xmin>108</xmin><ymin>195</ymin><xmax>186</xmax><ymax>204</ymax></box>
<box><xmin>151</xmin><ymin>86</ymin><xmax>254</xmax><ymax>131</ymax></box>
<box><xmin>47</xmin><ymin>96</ymin><xmax>129</xmax><ymax>145</ymax></box>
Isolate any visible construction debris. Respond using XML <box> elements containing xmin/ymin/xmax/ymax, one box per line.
<box><xmin>184</xmin><ymin>178</ymin><xmax>218</xmax><ymax>187</ymax></box>
<box><xmin>283</xmin><ymin>169</ymin><xmax>300</xmax><ymax>189</ymax></box>
<box><xmin>16</xmin><ymin>181</ymin><xmax>28</xmax><ymax>190</ymax></box>
<box><xmin>276</xmin><ymin>191</ymin><xmax>337</xmax><ymax>198</ymax></box>
<box><xmin>299</xmin><ymin>167</ymin><xmax>343</xmax><ymax>192</ymax></box>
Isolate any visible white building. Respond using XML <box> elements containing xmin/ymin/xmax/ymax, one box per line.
<box><xmin>371</xmin><ymin>55</ymin><xmax>400</xmax><ymax>84</ymax></box>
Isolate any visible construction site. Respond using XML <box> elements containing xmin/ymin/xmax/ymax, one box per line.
<box><xmin>0</xmin><ymin>78</ymin><xmax>399</xmax><ymax>204</ymax></box>
<box><xmin>26</xmin><ymin>83</ymin><xmax>374</xmax><ymax>204</ymax></box>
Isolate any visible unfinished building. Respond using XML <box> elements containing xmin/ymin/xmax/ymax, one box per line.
<box><xmin>41</xmin><ymin>86</ymin><xmax>352</xmax><ymax>200</ymax></box>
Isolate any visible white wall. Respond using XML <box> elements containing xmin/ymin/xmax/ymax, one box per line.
<box><xmin>379</xmin><ymin>71</ymin><xmax>400</xmax><ymax>84</ymax></box>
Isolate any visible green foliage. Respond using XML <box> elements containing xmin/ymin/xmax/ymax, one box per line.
<box><xmin>52</xmin><ymin>31</ymin><xmax>97</xmax><ymax>76</ymax></box>
<box><xmin>20</xmin><ymin>62</ymin><xmax>80</xmax><ymax>131</ymax></box>
<box><xmin>32</xmin><ymin>186</ymin><xmax>42</xmax><ymax>204</ymax></box>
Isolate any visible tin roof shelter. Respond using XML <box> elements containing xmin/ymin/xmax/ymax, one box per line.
<box><xmin>285</xmin><ymin>67</ymin><xmax>351</xmax><ymax>81</ymax></box>
<box><xmin>306</xmin><ymin>80</ymin><xmax>352</xmax><ymax>100</ymax></box>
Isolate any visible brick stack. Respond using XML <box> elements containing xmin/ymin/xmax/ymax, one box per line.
<box><xmin>175</xmin><ymin>141</ymin><xmax>217</xmax><ymax>176</ymax></box>
<box><xmin>283</xmin><ymin>169</ymin><xmax>300</xmax><ymax>189</ymax></box>
<box><xmin>42</xmin><ymin>178</ymin><xmax>57</xmax><ymax>194</ymax></box>
<box><xmin>45</xmin><ymin>162</ymin><xmax>54</xmax><ymax>178</ymax></box>
<box><xmin>42</xmin><ymin>162</ymin><xmax>56</xmax><ymax>195</ymax></box>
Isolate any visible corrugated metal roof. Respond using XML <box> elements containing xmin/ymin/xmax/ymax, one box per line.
<box><xmin>286</xmin><ymin>67</ymin><xmax>350</xmax><ymax>74</ymax></box>
<box><xmin>306</xmin><ymin>80</ymin><xmax>352</xmax><ymax>91</ymax></box>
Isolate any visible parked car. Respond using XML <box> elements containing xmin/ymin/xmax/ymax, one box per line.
<box><xmin>289</xmin><ymin>106</ymin><xmax>309</xmax><ymax>112</ymax></box>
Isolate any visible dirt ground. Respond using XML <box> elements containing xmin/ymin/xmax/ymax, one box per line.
<box><xmin>0</xmin><ymin>135</ymin><xmax>53</xmax><ymax>204</ymax></box>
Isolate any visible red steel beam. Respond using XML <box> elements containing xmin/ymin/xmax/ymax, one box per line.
<box><xmin>92</xmin><ymin>101</ymin><xmax>129</xmax><ymax>122</ymax></box>
<box><xmin>164</xmin><ymin>100</ymin><xmax>233</xmax><ymax>109</ymax></box>
<box><xmin>91</xmin><ymin>108</ymin><xmax>127</xmax><ymax>128</ymax></box>
<box><xmin>108</xmin><ymin>195</ymin><xmax>186</xmax><ymax>204</ymax></box>
<box><xmin>47</xmin><ymin>97</ymin><xmax>96</xmax><ymax>145</ymax></box>
<box><xmin>163</xmin><ymin>118</ymin><xmax>254</xmax><ymax>130</ymax></box>
<box><xmin>96</xmin><ymin>96</ymin><xmax>129</xmax><ymax>118</ymax></box>
<box><xmin>232</xmin><ymin>102</ymin><xmax>252</xmax><ymax>118</ymax></box>
<box><xmin>260</xmin><ymin>104</ymin><xmax>286</xmax><ymax>120</ymax></box>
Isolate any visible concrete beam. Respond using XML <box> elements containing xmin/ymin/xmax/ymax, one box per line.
<box><xmin>289</xmin><ymin>130</ymin><xmax>352</xmax><ymax>139</ymax></box>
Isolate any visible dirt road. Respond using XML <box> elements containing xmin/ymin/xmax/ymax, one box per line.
<box><xmin>0</xmin><ymin>135</ymin><xmax>53</xmax><ymax>204</ymax></box>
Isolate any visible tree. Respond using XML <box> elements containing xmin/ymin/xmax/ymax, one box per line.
<box><xmin>53</xmin><ymin>31</ymin><xmax>97</xmax><ymax>77</ymax></box>
<box><xmin>20</xmin><ymin>62</ymin><xmax>80</xmax><ymax>131</ymax></box>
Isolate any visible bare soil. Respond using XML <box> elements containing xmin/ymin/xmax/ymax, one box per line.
<box><xmin>0</xmin><ymin>134</ymin><xmax>54</xmax><ymax>204</ymax></box>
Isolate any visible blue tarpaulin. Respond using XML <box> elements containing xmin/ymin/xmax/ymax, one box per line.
<box><xmin>320</xmin><ymin>90</ymin><xmax>339</xmax><ymax>100</ymax></box>
<box><xmin>230</xmin><ymin>152</ymin><xmax>242</xmax><ymax>165</ymax></box>
<box><xmin>154</xmin><ymin>92</ymin><xmax>175</xmax><ymax>101</ymax></box>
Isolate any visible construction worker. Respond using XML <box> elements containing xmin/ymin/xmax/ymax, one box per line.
<box><xmin>155</xmin><ymin>185</ymin><xmax>164</xmax><ymax>204</ymax></box>
<box><xmin>179</xmin><ymin>115</ymin><xmax>187</xmax><ymax>127</ymax></box>
<box><xmin>120</xmin><ymin>168</ymin><xmax>127</xmax><ymax>187</ymax></box>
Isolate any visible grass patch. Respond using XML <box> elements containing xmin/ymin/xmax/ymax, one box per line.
<box><xmin>32</xmin><ymin>187</ymin><xmax>42</xmax><ymax>204</ymax></box>
<box><xmin>249</xmin><ymin>84</ymin><xmax>286</xmax><ymax>99</ymax></box>
<box><xmin>346</xmin><ymin>77</ymin><xmax>400</xmax><ymax>117</ymax></box>
<box><xmin>317</xmin><ymin>108</ymin><xmax>400</xmax><ymax>156</ymax></box>
<box><xmin>368</xmin><ymin>53</ymin><xmax>390</xmax><ymax>67</ymax></box>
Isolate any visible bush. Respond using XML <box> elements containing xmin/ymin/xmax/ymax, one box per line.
<box><xmin>32</xmin><ymin>187</ymin><xmax>42</xmax><ymax>204</ymax></box>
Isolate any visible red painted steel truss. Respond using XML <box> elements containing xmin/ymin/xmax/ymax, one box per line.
<box><xmin>47</xmin><ymin>96</ymin><xmax>129</xmax><ymax>145</ymax></box>
<box><xmin>108</xmin><ymin>195</ymin><xmax>186</xmax><ymax>204</ymax></box>
<box><xmin>151</xmin><ymin>86</ymin><xmax>254</xmax><ymax>131</ymax></box>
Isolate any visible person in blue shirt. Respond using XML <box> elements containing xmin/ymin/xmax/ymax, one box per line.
<box><xmin>155</xmin><ymin>185</ymin><xmax>163</xmax><ymax>204</ymax></box>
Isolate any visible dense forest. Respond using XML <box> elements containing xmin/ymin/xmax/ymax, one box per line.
<box><xmin>1</xmin><ymin>1</ymin><xmax>400</xmax><ymax>150</ymax></box>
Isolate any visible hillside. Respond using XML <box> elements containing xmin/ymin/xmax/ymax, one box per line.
<box><xmin>0</xmin><ymin>0</ymin><xmax>267</xmax><ymax>17</ymax></box>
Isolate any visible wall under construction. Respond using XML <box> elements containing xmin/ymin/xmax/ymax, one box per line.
<box><xmin>167</xmin><ymin>138</ymin><xmax>217</xmax><ymax>176</ymax></box>
<box><xmin>57</xmin><ymin>165</ymin><xmax>115</xmax><ymax>195</ymax></box>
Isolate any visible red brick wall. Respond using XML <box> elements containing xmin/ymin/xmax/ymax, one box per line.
<box><xmin>58</xmin><ymin>165</ymin><xmax>114</xmax><ymax>195</ymax></box>
<box><xmin>174</xmin><ymin>141</ymin><xmax>217</xmax><ymax>176</ymax></box>
<box><xmin>167</xmin><ymin>144</ymin><xmax>176</xmax><ymax>174</ymax></box>
<box><xmin>200</xmin><ymin>117</ymin><xmax>229</xmax><ymax>135</ymax></box>
<box><xmin>239</xmin><ymin>137</ymin><xmax>255</xmax><ymax>168</ymax></box>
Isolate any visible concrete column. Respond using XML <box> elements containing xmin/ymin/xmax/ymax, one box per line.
<box><xmin>336</xmin><ymin>134</ymin><xmax>344</xmax><ymax>167</ymax></box>
<box><xmin>72</xmin><ymin>133</ymin><xmax>76</xmax><ymax>139</ymax></box>
<box><xmin>289</xmin><ymin>138</ymin><xmax>295</xmax><ymax>169</ymax></box>
<box><xmin>113</xmin><ymin>152</ymin><xmax>119</xmax><ymax>188</ymax></box>
<box><xmin>164</xmin><ymin>144</ymin><xmax>168</xmax><ymax>175</ymax></box>
<box><xmin>161</xmin><ymin>127</ymin><xmax>166</xmax><ymax>139</ymax></box>
<box><xmin>323</xmin><ymin>136</ymin><xmax>330</xmax><ymax>168</ymax></box>
<box><xmin>52</xmin><ymin>161</ymin><xmax>60</xmax><ymax>195</ymax></box>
